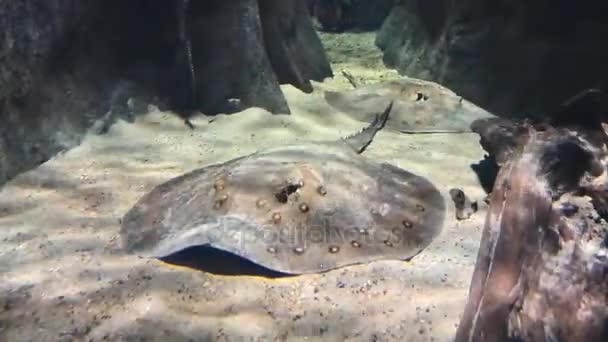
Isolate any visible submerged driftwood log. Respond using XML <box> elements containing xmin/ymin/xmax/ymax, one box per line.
<box><xmin>457</xmin><ymin>90</ymin><xmax>608</xmax><ymax>341</ymax></box>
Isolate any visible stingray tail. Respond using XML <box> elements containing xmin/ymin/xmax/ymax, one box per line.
<box><xmin>341</xmin><ymin>101</ymin><xmax>393</xmax><ymax>154</ymax></box>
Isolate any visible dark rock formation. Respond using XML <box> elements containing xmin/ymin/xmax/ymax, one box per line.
<box><xmin>0</xmin><ymin>0</ymin><xmax>332</xmax><ymax>188</ymax></box>
<box><xmin>259</xmin><ymin>0</ymin><xmax>333</xmax><ymax>94</ymax></box>
<box><xmin>308</xmin><ymin>0</ymin><xmax>394</xmax><ymax>32</ymax></box>
<box><xmin>377</xmin><ymin>0</ymin><xmax>608</xmax><ymax>118</ymax></box>
<box><xmin>0</xmin><ymin>0</ymin><xmax>115</xmax><ymax>188</ymax></box>
<box><xmin>457</xmin><ymin>90</ymin><xmax>608</xmax><ymax>341</ymax></box>
<box><xmin>185</xmin><ymin>0</ymin><xmax>288</xmax><ymax>115</ymax></box>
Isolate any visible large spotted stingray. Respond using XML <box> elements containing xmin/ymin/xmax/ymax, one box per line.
<box><xmin>120</xmin><ymin>103</ymin><xmax>446</xmax><ymax>275</ymax></box>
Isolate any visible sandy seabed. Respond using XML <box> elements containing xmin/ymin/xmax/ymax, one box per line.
<box><xmin>1</xmin><ymin>31</ymin><xmax>492</xmax><ymax>341</ymax></box>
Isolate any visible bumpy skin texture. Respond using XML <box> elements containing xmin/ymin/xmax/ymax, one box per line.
<box><xmin>120</xmin><ymin>106</ymin><xmax>446</xmax><ymax>274</ymax></box>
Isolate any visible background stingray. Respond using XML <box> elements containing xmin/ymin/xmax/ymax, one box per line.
<box><xmin>120</xmin><ymin>103</ymin><xmax>447</xmax><ymax>275</ymax></box>
<box><xmin>324</xmin><ymin>77</ymin><xmax>496</xmax><ymax>132</ymax></box>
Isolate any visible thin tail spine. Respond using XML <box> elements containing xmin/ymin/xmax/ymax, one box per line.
<box><xmin>341</xmin><ymin>101</ymin><xmax>393</xmax><ymax>153</ymax></box>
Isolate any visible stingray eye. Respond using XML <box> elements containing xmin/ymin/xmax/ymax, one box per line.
<box><xmin>329</xmin><ymin>246</ymin><xmax>340</xmax><ymax>254</ymax></box>
<box><xmin>351</xmin><ymin>240</ymin><xmax>362</xmax><ymax>248</ymax></box>
<box><xmin>416</xmin><ymin>204</ymin><xmax>425</xmax><ymax>212</ymax></box>
<box><xmin>402</xmin><ymin>220</ymin><xmax>413</xmax><ymax>229</ymax></box>
<box><xmin>293</xmin><ymin>247</ymin><xmax>306</xmax><ymax>255</ymax></box>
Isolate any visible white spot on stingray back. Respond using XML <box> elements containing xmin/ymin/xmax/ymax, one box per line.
<box><xmin>379</xmin><ymin>203</ymin><xmax>390</xmax><ymax>216</ymax></box>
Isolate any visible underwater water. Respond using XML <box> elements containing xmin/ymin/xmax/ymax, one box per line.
<box><xmin>0</xmin><ymin>29</ymin><xmax>495</xmax><ymax>341</ymax></box>
<box><xmin>4</xmin><ymin>0</ymin><xmax>608</xmax><ymax>340</ymax></box>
